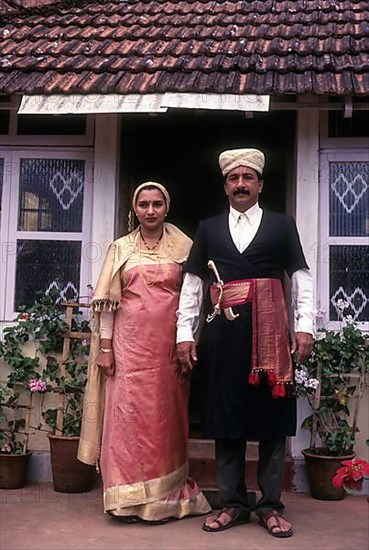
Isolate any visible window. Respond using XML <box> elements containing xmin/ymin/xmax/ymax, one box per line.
<box><xmin>0</xmin><ymin>158</ymin><xmax>3</xmax><ymax>221</ymax></box>
<box><xmin>1</xmin><ymin>151</ymin><xmax>93</xmax><ymax>320</ymax></box>
<box><xmin>0</xmin><ymin>110</ymin><xmax>10</xmax><ymax>134</ymax></box>
<box><xmin>17</xmin><ymin>114</ymin><xmax>87</xmax><ymax>135</ymax></box>
<box><xmin>319</xmin><ymin>152</ymin><xmax>369</xmax><ymax>329</ymax></box>
<box><xmin>328</xmin><ymin>110</ymin><xmax>369</xmax><ymax>138</ymax></box>
<box><xmin>0</xmin><ymin>95</ymin><xmax>93</xmax><ymax>147</ymax></box>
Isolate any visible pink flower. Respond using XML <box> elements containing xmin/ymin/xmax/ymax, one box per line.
<box><xmin>28</xmin><ymin>379</ymin><xmax>47</xmax><ymax>393</ymax></box>
<box><xmin>81</xmin><ymin>338</ymin><xmax>88</xmax><ymax>347</ymax></box>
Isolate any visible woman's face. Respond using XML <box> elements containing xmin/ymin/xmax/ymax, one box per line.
<box><xmin>135</xmin><ymin>188</ymin><xmax>167</xmax><ymax>232</ymax></box>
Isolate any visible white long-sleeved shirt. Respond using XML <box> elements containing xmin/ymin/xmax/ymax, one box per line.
<box><xmin>176</xmin><ymin>204</ymin><xmax>315</xmax><ymax>343</ymax></box>
<box><xmin>100</xmin><ymin>310</ymin><xmax>115</xmax><ymax>339</ymax></box>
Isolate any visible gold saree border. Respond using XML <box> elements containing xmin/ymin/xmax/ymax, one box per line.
<box><xmin>108</xmin><ymin>491</ymin><xmax>211</xmax><ymax>521</ymax></box>
<box><xmin>104</xmin><ymin>463</ymin><xmax>188</xmax><ymax>510</ymax></box>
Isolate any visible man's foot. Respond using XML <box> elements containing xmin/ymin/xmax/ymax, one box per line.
<box><xmin>258</xmin><ymin>510</ymin><xmax>293</xmax><ymax>538</ymax></box>
<box><xmin>202</xmin><ymin>507</ymin><xmax>250</xmax><ymax>532</ymax></box>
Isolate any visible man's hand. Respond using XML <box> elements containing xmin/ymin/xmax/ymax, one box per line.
<box><xmin>291</xmin><ymin>332</ymin><xmax>313</xmax><ymax>365</ymax></box>
<box><xmin>97</xmin><ymin>351</ymin><xmax>115</xmax><ymax>376</ymax></box>
<box><xmin>176</xmin><ymin>341</ymin><xmax>198</xmax><ymax>376</ymax></box>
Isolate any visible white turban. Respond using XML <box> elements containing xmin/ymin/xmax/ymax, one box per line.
<box><xmin>219</xmin><ymin>148</ymin><xmax>265</xmax><ymax>177</ymax></box>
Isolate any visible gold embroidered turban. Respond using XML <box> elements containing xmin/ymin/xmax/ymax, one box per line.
<box><xmin>219</xmin><ymin>148</ymin><xmax>265</xmax><ymax>177</ymax></box>
<box><xmin>132</xmin><ymin>181</ymin><xmax>171</xmax><ymax>213</ymax></box>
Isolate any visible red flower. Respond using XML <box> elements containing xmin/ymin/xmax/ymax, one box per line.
<box><xmin>19</xmin><ymin>312</ymin><xmax>29</xmax><ymax>320</ymax></box>
<box><xmin>332</xmin><ymin>458</ymin><xmax>369</xmax><ymax>492</ymax></box>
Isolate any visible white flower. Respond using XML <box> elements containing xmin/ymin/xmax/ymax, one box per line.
<box><xmin>307</xmin><ymin>379</ymin><xmax>319</xmax><ymax>389</ymax></box>
<box><xmin>336</xmin><ymin>299</ymin><xmax>349</xmax><ymax>311</ymax></box>
<box><xmin>344</xmin><ymin>314</ymin><xmax>353</xmax><ymax>323</ymax></box>
<box><xmin>295</xmin><ymin>367</ymin><xmax>319</xmax><ymax>394</ymax></box>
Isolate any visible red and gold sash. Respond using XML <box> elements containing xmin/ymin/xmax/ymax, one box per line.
<box><xmin>210</xmin><ymin>278</ymin><xmax>294</xmax><ymax>398</ymax></box>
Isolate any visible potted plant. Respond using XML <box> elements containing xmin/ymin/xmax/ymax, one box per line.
<box><xmin>0</xmin><ymin>299</ymin><xmax>54</xmax><ymax>490</ymax></box>
<box><xmin>43</xmin><ymin>314</ymin><xmax>95</xmax><ymax>493</ymax></box>
<box><xmin>0</xmin><ymin>385</ymin><xmax>33</xmax><ymax>489</ymax></box>
<box><xmin>296</xmin><ymin>304</ymin><xmax>369</xmax><ymax>500</ymax></box>
<box><xmin>0</xmin><ymin>290</ymin><xmax>94</xmax><ymax>492</ymax></box>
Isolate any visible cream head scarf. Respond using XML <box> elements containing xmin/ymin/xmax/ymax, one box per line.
<box><xmin>219</xmin><ymin>148</ymin><xmax>265</xmax><ymax>177</ymax></box>
<box><xmin>132</xmin><ymin>181</ymin><xmax>171</xmax><ymax>213</ymax></box>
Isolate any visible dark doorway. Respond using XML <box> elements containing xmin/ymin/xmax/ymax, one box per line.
<box><xmin>119</xmin><ymin>109</ymin><xmax>296</xmax><ymax>238</ymax></box>
<box><xmin>119</xmin><ymin>109</ymin><xmax>296</xmax><ymax>434</ymax></box>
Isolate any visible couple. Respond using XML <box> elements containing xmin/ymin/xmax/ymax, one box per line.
<box><xmin>78</xmin><ymin>148</ymin><xmax>314</xmax><ymax>538</ymax></box>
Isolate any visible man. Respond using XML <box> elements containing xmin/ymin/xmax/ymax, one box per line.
<box><xmin>176</xmin><ymin>148</ymin><xmax>314</xmax><ymax>537</ymax></box>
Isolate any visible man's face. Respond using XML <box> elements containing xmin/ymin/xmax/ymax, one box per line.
<box><xmin>224</xmin><ymin>166</ymin><xmax>263</xmax><ymax>212</ymax></box>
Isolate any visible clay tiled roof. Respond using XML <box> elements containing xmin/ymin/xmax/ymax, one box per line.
<box><xmin>0</xmin><ymin>0</ymin><xmax>368</xmax><ymax>96</ymax></box>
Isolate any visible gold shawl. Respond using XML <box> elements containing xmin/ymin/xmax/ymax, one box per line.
<box><xmin>77</xmin><ymin>223</ymin><xmax>192</xmax><ymax>466</ymax></box>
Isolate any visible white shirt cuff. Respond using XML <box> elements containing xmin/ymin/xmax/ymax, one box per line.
<box><xmin>176</xmin><ymin>326</ymin><xmax>196</xmax><ymax>343</ymax></box>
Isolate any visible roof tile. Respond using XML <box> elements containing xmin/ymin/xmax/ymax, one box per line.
<box><xmin>0</xmin><ymin>0</ymin><xmax>368</xmax><ymax>96</ymax></box>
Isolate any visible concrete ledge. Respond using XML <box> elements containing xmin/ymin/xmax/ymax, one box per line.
<box><xmin>25</xmin><ymin>449</ymin><xmax>368</xmax><ymax>498</ymax></box>
<box><xmin>291</xmin><ymin>457</ymin><xmax>309</xmax><ymax>492</ymax></box>
<box><xmin>28</xmin><ymin>452</ymin><xmax>52</xmax><ymax>483</ymax></box>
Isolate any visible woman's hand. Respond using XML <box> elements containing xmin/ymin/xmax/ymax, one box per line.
<box><xmin>97</xmin><ymin>351</ymin><xmax>115</xmax><ymax>376</ymax></box>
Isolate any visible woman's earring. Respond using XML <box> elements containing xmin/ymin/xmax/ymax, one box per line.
<box><xmin>128</xmin><ymin>210</ymin><xmax>134</xmax><ymax>232</ymax></box>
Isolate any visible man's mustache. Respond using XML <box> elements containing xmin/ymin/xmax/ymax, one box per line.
<box><xmin>233</xmin><ymin>188</ymin><xmax>250</xmax><ymax>196</ymax></box>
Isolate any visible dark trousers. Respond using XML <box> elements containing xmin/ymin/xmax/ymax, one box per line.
<box><xmin>215</xmin><ymin>437</ymin><xmax>287</xmax><ymax>516</ymax></box>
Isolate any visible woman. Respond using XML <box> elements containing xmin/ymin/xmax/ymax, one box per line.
<box><xmin>78</xmin><ymin>182</ymin><xmax>210</xmax><ymax>522</ymax></box>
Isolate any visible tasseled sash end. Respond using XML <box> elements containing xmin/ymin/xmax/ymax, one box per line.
<box><xmin>248</xmin><ymin>371</ymin><xmax>259</xmax><ymax>385</ymax></box>
<box><xmin>91</xmin><ymin>299</ymin><xmax>120</xmax><ymax>312</ymax></box>
<box><xmin>271</xmin><ymin>382</ymin><xmax>296</xmax><ymax>398</ymax></box>
<box><xmin>271</xmin><ymin>383</ymin><xmax>286</xmax><ymax>398</ymax></box>
<box><xmin>248</xmin><ymin>369</ymin><xmax>295</xmax><ymax>398</ymax></box>
<box><xmin>248</xmin><ymin>369</ymin><xmax>277</xmax><ymax>387</ymax></box>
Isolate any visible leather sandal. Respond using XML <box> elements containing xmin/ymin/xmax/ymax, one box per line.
<box><xmin>258</xmin><ymin>510</ymin><xmax>293</xmax><ymax>538</ymax></box>
<box><xmin>202</xmin><ymin>507</ymin><xmax>250</xmax><ymax>532</ymax></box>
<box><xmin>107</xmin><ymin>512</ymin><xmax>139</xmax><ymax>523</ymax></box>
<box><xmin>144</xmin><ymin>518</ymin><xmax>170</xmax><ymax>525</ymax></box>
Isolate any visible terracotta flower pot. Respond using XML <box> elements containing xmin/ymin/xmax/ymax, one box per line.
<box><xmin>302</xmin><ymin>448</ymin><xmax>355</xmax><ymax>500</ymax></box>
<box><xmin>48</xmin><ymin>434</ymin><xmax>95</xmax><ymax>493</ymax></box>
<box><xmin>0</xmin><ymin>451</ymin><xmax>33</xmax><ymax>489</ymax></box>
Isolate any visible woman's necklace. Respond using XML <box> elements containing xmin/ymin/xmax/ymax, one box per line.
<box><xmin>138</xmin><ymin>247</ymin><xmax>162</xmax><ymax>287</ymax></box>
<box><xmin>138</xmin><ymin>230</ymin><xmax>163</xmax><ymax>287</ymax></box>
<box><xmin>140</xmin><ymin>229</ymin><xmax>163</xmax><ymax>253</ymax></box>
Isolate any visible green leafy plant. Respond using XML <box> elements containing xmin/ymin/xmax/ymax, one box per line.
<box><xmin>43</xmin><ymin>343</ymin><xmax>90</xmax><ymax>437</ymax></box>
<box><xmin>296</xmin><ymin>306</ymin><xmax>369</xmax><ymax>456</ymax></box>
<box><xmin>0</xmin><ymin>290</ymin><xmax>91</xmax><ymax>443</ymax></box>
<box><xmin>0</xmin><ymin>385</ymin><xmax>28</xmax><ymax>454</ymax></box>
<box><xmin>1</xmin><ymin>292</ymin><xmax>67</xmax><ymax>382</ymax></box>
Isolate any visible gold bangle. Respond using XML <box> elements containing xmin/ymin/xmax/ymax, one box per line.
<box><xmin>100</xmin><ymin>348</ymin><xmax>112</xmax><ymax>353</ymax></box>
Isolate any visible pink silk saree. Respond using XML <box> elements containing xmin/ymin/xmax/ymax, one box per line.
<box><xmin>100</xmin><ymin>252</ymin><xmax>210</xmax><ymax>520</ymax></box>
